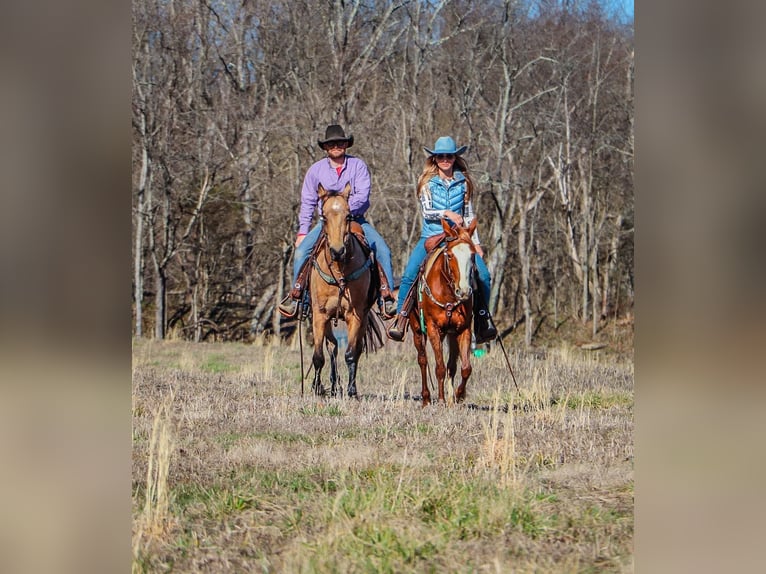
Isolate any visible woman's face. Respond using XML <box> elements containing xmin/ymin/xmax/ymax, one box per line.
<box><xmin>434</xmin><ymin>154</ymin><xmax>455</xmax><ymax>170</ymax></box>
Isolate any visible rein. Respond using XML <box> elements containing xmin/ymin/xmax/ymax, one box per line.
<box><xmin>314</xmin><ymin>213</ymin><xmax>372</xmax><ymax>325</ymax></box>
<box><xmin>419</xmin><ymin>242</ymin><xmax>471</xmax><ymax>318</ymax></box>
<box><xmin>312</xmin><ymin>254</ymin><xmax>372</xmax><ymax>287</ymax></box>
<box><xmin>315</xmin><ymin>207</ymin><xmax>372</xmax><ymax>287</ymax></box>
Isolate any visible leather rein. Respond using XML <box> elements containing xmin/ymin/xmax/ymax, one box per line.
<box><xmin>312</xmin><ymin>213</ymin><xmax>372</xmax><ymax>289</ymax></box>
<box><xmin>419</xmin><ymin>238</ymin><xmax>473</xmax><ymax>321</ymax></box>
<box><xmin>312</xmin><ymin>204</ymin><xmax>372</xmax><ymax>324</ymax></box>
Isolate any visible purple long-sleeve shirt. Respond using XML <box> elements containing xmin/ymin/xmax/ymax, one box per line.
<box><xmin>297</xmin><ymin>154</ymin><xmax>371</xmax><ymax>235</ymax></box>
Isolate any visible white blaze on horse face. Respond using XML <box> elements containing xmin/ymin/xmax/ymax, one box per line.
<box><xmin>452</xmin><ymin>243</ymin><xmax>474</xmax><ymax>300</ymax></box>
<box><xmin>325</xmin><ymin>197</ymin><xmax>348</xmax><ymax>254</ymax></box>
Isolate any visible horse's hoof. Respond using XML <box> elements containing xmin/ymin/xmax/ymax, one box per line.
<box><xmin>312</xmin><ymin>383</ymin><xmax>326</xmax><ymax>396</ymax></box>
<box><xmin>347</xmin><ymin>383</ymin><xmax>357</xmax><ymax>399</ymax></box>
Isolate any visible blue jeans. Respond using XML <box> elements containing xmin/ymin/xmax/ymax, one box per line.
<box><xmin>292</xmin><ymin>219</ymin><xmax>395</xmax><ymax>293</ymax></box>
<box><xmin>395</xmin><ymin>237</ymin><xmax>491</xmax><ymax>312</ymax></box>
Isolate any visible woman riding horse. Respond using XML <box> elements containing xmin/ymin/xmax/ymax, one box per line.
<box><xmin>388</xmin><ymin>136</ymin><xmax>496</xmax><ymax>343</ymax></box>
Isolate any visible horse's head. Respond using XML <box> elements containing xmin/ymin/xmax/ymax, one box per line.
<box><xmin>318</xmin><ymin>183</ymin><xmax>352</xmax><ymax>262</ymax></box>
<box><xmin>441</xmin><ymin>218</ymin><xmax>478</xmax><ymax>302</ymax></box>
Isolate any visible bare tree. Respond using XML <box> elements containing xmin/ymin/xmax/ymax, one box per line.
<box><xmin>131</xmin><ymin>0</ymin><xmax>634</xmax><ymax>345</ymax></box>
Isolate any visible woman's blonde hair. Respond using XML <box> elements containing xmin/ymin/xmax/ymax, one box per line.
<box><xmin>416</xmin><ymin>155</ymin><xmax>474</xmax><ymax>202</ymax></box>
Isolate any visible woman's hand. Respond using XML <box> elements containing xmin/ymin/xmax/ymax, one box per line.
<box><xmin>475</xmin><ymin>245</ymin><xmax>484</xmax><ymax>258</ymax></box>
<box><xmin>444</xmin><ymin>210</ymin><xmax>464</xmax><ymax>226</ymax></box>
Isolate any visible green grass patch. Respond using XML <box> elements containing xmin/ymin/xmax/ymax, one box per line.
<box><xmin>299</xmin><ymin>404</ymin><xmax>344</xmax><ymax>416</ymax></box>
<box><xmin>554</xmin><ymin>390</ymin><xmax>633</xmax><ymax>409</ymax></box>
<box><xmin>171</xmin><ymin>483</ymin><xmax>258</xmax><ymax>518</ymax></box>
<box><xmin>214</xmin><ymin>430</ymin><xmax>316</xmax><ymax>450</ymax></box>
<box><xmin>200</xmin><ymin>354</ymin><xmax>235</xmax><ymax>373</ymax></box>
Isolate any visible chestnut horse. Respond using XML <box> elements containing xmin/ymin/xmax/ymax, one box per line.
<box><xmin>308</xmin><ymin>183</ymin><xmax>376</xmax><ymax>398</ymax></box>
<box><xmin>410</xmin><ymin>219</ymin><xmax>478</xmax><ymax>406</ymax></box>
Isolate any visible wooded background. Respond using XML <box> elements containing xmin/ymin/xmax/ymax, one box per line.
<box><xmin>132</xmin><ymin>0</ymin><xmax>634</xmax><ymax>346</ymax></box>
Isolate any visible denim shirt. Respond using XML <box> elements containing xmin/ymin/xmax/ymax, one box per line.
<box><xmin>419</xmin><ymin>171</ymin><xmax>480</xmax><ymax>244</ymax></box>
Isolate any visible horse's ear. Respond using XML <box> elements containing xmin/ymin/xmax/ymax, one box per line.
<box><xmin>341</xmin><ymin>182</ymin><xmax>351</xmax><ymax>200</ymax></box>
<box><xmin>467</xmin><ymin>218</ymin><xmax>477</xmax><ymax>238</ymax></box>
<box><xmin>442</xmin><ymin>218</ymin><xmax>456</xmax><ymax>237</ymax></box>
<box><xmin>317</xmin><ymin>183</ymin><xmax>328</xmax><ymax>202</ymax></box>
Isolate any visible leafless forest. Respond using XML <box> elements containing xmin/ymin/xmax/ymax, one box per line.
<box><xmin>132</xmin><ymin>0</ymin><xmax>634</xmax><ymax>346</ymax></box>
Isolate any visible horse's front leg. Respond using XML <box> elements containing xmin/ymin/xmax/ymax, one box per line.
<box><xmin>426</xmin><ymin>322</ymin><xmax>447</xmax><ymax>404</ymax></box>
<box><xmin>454</xmin><ymin>328</ymin><xmax>473</xmax><ymax>403</ymax></box>
<box><xmin>326</xmin><ymin>327</ymin><xmax>339</xmax><ymax>397</ymax></box>
<box><xmin>446</xmin><ymin>335</ymin><xmax>460</xmax><ymax>405</ymax></box>
<box><xmin>411</xmin><ymin>315</ymin><xmax>430</xmax><ymax>407</ymax></box>
<box><xmin>344</xmin><ymin>314</ymin><xmax>365</xmax><ymax>399</ymax></box>
<box><xmin>311</xmin><ymin>316</ymin><xmax>327</xmax><ymax>396</ymax></box>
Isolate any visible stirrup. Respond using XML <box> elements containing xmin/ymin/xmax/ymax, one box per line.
<box><xmin>278</xmin><ymin>295</ymin><xmax>299</xmax><ymax>318</ymax></box>
<box><xmin>380</xmin><ymin>299</ymin><xmax>397</xmax><ymax>319</ymax></box>
<box><xmin>387</xmin><ymin>313</ymin><xmax>408</xmax><ymax>342</ymax></box>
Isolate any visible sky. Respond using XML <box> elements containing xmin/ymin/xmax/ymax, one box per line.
<box><xmin>611</xmin><ymin>0</ymin><xmax>634</xmax><ymax>22</ymax></box>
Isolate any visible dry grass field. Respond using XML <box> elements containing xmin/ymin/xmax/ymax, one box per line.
<box><xmin>132</xmin><ymin>331</ymin><xmax>633</xmax><ymax>573</ymax></box>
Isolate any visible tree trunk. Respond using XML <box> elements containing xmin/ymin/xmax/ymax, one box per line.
<box><xmin>272</xmin><ymin>242</ymin><xmax>291</xmax><ymax>337</ymax></box>
<box><xmin>517</xmin><ymin>197</ymin><xmax>532</xmax><ymax>348</ymax></box>
<box><xmin>134</xmin><ymin>143</ymin><xmax>148</xmax><ymax>338</ymax></box>
<box><xmin>251</xmin><ymin>284</ymin><xmax>277</xmax><ymax>336</ymax></box>
<box><xmin>602</xmin><ymin>214</ymin><xmax>623</xmax><ymax>319</ymax></box>
<box><xmin>154</xmin><ymin>263</ymin><xmax>166</xmax><ymax>340</ymax></box>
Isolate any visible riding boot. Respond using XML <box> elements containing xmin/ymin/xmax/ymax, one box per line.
<box><xmin>374</xmin><ymin>261</ymin><xmax>396</xmax><ymax>318</ymax></box>
<box><xmin>278</xmin><ymin>259</ymin><xmax>312</xmax><ymax>318</ymax></box>
<box><xmin>375</xmin><ymin>260</ymin><xmax>392</xmax><ymax>301</ymax></box>
<box><xmin>387</xmin><ymin>286</ymin><xmax>417</xmax><ymax>342</ymax></box>
<box><xmin>387</xmin><ymin>312</ymin><xmax>409</xmax><ymax>342</ymax></box>
<box><xmin>473</xmin><ymin>291</ymin><xmax>497</xmax><ymax>344</ymax></box>
<box><xmin>381</xmin><ymin>299</ymin><xmax>397</xmax><ymax>318</ymax></box>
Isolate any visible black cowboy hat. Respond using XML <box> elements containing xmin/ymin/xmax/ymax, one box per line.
<box><xmin>317</xmin><ymin>124</ymin><xmax>354</xmax><ymax>149</ymax></box>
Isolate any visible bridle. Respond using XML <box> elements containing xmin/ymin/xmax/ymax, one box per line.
<box><xmin>420</xmin><ymin>237</ymin><xmax>475</xmax><ymax>321</ymax></box>
<box><xmin>319</xmin><ymin>207</ymin><xmax>352</xmax><ymax>259</ymax></box>
<box><xmin>313</xmin><ymin>195</ymin><xmax>372</xmax><ymax>322</ymax></box>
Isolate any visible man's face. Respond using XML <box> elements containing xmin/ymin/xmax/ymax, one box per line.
<box><xmin>324</xmin><ymin>141</ymin><xmax>348</xmax><ymax>160</ymax></box>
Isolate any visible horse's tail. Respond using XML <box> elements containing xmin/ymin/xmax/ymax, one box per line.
<box><xmin>363</xmin><ymin>310</ymin><xmax>386</xmax><ymax>353</ymax></box>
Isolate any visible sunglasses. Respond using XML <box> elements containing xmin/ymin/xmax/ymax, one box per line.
<box><xmin>326</xmin><ymin>141</ymin><xmax>348</xmax><ymax>149</ymax></box>
<box><xmin>434</xmin><ymin>154</ymin><xmax>455</xmax><ymax>160</ymax></box>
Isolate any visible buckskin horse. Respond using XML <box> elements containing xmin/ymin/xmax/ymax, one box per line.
<box><xmin>410</xmin><ymin>219</ymin><xmax>478</xmax><ymax>406</ymax></box>
<box><xmin>308</xmin><ymin>183</ymin><xmax>382</xmax><ymax>398</ymax></box>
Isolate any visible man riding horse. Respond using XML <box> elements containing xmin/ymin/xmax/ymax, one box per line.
<box><xmin>279</xmin><ymin>124</ymin><xmax>396</xmax><ymax>319</ymax></box>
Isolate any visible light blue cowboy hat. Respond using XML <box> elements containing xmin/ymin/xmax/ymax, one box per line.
<box><xmin>423</xmin><ymin>136</ymin><xmax>467</xmax><ymax>156</ymax></box>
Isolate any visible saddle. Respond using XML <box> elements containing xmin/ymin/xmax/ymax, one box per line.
<box><xmin>351</xmin><ymin>221</ymin><xmax>392</xmax><ymax>302</ymax></box>
<box><xmin>292</xmin><ymin>223</ymin><xmax>386</xmax><ymax>305</ymax></box>
<box><xmin>349</xmin><ymin>221</ymin><xmax>371</xmax><ymax>254</ymax></box>
<box><xmin>424</xmin><ymin>232</ymin><xmax>446</xmax><ymax>254</ymax></box>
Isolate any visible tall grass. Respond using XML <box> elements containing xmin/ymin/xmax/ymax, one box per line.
<box><xmin>480</xmin><ymin>391</ymin><xmax>517</xmax><ymax>486</ymax></box>
<box><xmin>132</xmin><ymin>392</ymin><xmax>175</xmax><ymax>571</ymax></box>
<box><xmin>132</xmin><ymin>338</ymin><xmax>633</xmax><ymax>572</ymax></box>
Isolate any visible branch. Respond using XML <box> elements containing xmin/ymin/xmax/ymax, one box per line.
<box><xmin>160</xmin><ymin>167</ymin><xmax>211</xmax><ymax>268</ymax></box>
